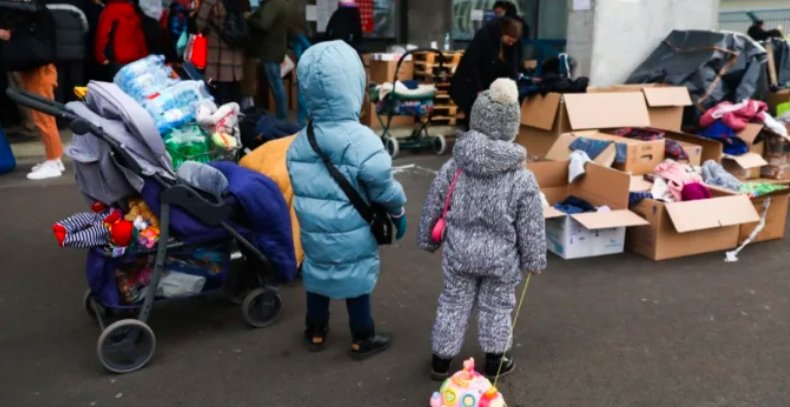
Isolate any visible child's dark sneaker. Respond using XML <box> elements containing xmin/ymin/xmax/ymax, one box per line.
<box><xmin>484</xmin><ymin>353</ymin><xmax>515</xmax><ymax>380</ymax></box>
<box><xmin>304</xmin><ymin>324</ymin><xmax>329</xmax><ymax>352</ymax></box>
<box><xmin>430</xmin><ymin>354</ymin><xmax>453</xmax><ymax>381</ymax></box>
<box><xmin>349</xmin><ymin>332</ymin><xmax>392</xmax><ymax>360</ymax></box>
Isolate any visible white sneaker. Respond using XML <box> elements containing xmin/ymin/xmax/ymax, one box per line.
<box><xmin>27</xmin><ymin>160</ymin><xmax>63</xmax><ymax>180</ymax></box>
<box><xmin>32</xmin><ymin>158</ymin><xmax>65</xmax><ymax>172</ymax></box>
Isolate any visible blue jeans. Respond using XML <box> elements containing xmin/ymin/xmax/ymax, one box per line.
<box><xmin>262</xmin><ymin>62</ymin><xmax>288</xmax><ymax>120</ymax></box>
<box><xmin>305</xmin><ymin>291</ymin><xmax>374</xmax><ymax>338</ymax></box>
<box><xmin>289</xmin><ymin>34</ymin><xmax>312</xmax><ymax>126</ymax></box>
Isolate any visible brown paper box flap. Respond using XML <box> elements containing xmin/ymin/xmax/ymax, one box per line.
<box><xmin>544</xmin><ymin>206</ymin><xmax>566</xmax><ymax>219</ymax></box>
<box><xmin>563</xmin><ymin>93</ymin><xmax>651</xmax><ymax>130</ymax></box>
<box><xmin>571</xmin><ymin>210</ymin><xmax>649</xmax><ymax>230</ymax></box>
<box><xmin>570</xmin><ymin>163</ymin><xmax>631</xmax><ymax>209</ymax></box>
<box><xmin>528</xmin><ymin>160</ymin><xmax>569</xmax><ymax>188</ymax></box>
<box><xmin>665</xmin><ymin>195</ymin><xmax>760</xmax><ymax>233</ymax></box>
<box><xmin>664</xmin><ymin>131</ymin><xmax>724</xmax><ymax>163</ymax></box>
<box><xmin>724</xmin><ymin>152</ymin><xmax>768</xmax><ymax>169</ymax></box>
<box><xmin>642</xmin><ymin>87</ymin><xmax>693</xmax><ymax>107</ymax></box>
<box><xmin>522</xmin><ymin>93</ymin><xmax>562</xmax><ymax>130</ymax></box>
<box><xmin>736</xmin><ymin>123</ymin><xmax>763</xmax><ymax>145</ymax></box>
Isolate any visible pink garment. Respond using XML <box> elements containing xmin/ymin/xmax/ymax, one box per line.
<box><xmin>654</xmin><ymin>160</ymin><xmax>703</xmax><ymax>201</ymax></box>
<box><xmin>700</xmin><ymin>100</ymin><xmax>768</xmax><ymax>131</ymax></box>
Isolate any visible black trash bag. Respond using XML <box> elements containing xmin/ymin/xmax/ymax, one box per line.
<box><xmin>627</xmin><ymin>30</ymin><xmax>769</xmax><ymax>124</ymax></box>
<box><xmin>765</xmin><ymin>38</ymin><xmax>790</xmax><ymax>90</ymax></box>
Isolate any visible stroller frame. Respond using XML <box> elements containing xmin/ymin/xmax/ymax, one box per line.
<box><xmin>375</xmin><ymin>48</ymin><xmax>449</xmax><ymax>158</ymax></box>
<box><xmin>7</xmin><ymin>88</ymin><xmax>282</xmax><ymax>374</ymax></box>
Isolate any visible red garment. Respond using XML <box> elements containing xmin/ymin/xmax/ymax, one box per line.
<box><xmin>94</xmin><ymin>0</ymin><xmax>149</xmax><ymax>65</ymax></box>
<box><xmin>700</xmin><ymin>100</ymin><xmax>768</xmax><ymax>131</ymax></box>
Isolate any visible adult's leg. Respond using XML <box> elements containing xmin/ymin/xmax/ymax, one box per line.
<box><xmin>263</xmin><ymin>62</ymin><xmax>288</xmax><ymax>120</ymax></box>
<box><xmin>19</xmin><ymin>64</ymin><xmax>62</xmax><ymax>160</ymax></box>
<box><xmin>432</xmin><ymin>267</ymin><xmax>479</xmax><ymax>359</ymax></box>
<box><xmin>305</xmin><ymin>291</ymin><xmax>331</xmax><ymax>327</ymax></box>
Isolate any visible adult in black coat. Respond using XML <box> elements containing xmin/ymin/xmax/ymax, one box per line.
<box><xmin>450</xmin><ymin>17</ymin><xmax>523</xmax><ymax>118</ymax></box>
<box><xmin>325</xmin><ymin>1</ymin><xmax>362</xmax><ymax>50</ymax></box>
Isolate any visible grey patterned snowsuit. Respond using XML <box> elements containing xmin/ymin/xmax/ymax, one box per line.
<box><xmin>418</xmin><ymin>131</ymin><xmax>547</xmax><ymax>358</ymax></box>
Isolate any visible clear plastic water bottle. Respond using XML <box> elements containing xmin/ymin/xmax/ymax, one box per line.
<box><xmin>443</xmin><ymin>33</ymin><xmax>451</xmax><ymax>51</ymax></box>
<box><xmin>144</xmin><ymin>81</ymin><xmax>213</xmax><ymax>134</ymax></box>
<box><xmin>114</xmin><ymin>55</ymin><xmax>177</xmax><ymax>101</ymax></box>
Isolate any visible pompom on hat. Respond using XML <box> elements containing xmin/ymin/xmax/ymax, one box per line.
<box><xmin>469</xmin><ymin>78</ymin><xmax>520</xmax><ymax>142</ymax></box>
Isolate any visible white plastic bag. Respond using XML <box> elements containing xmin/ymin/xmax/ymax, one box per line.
<box><xmin>156</xmin><ymin>272</ymin><xmax>206</xmax><ymax>298</ymax></box>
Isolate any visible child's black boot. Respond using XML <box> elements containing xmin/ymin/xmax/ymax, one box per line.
<box><xmin>349</xmin><ymin>329</ymin><xmax>392</xmax><ymax>361</ymax></box>
<box><xmin>484</xmin><ymin>352</ymin><xmax>515</xmax><ymax>380</ymax></box>
<box><xmin>430</xmin><ymin>354</ymin><xmax>453</xmax><ymax>381</ymax></box>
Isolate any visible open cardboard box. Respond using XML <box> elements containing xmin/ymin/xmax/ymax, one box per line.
<box><xmin>546</xmin><ymin>131</ymin><xmax>665</xmax><ymax>175</ymax></box>
<box><xmin>767</xmin><ymin>89</ymin><xmax>790</xmax><ymax>115</ymax></box>
<box><xmin>738</xmin><ymin>188</ymin><xmax>790</xmax><ymax>244</ymax></box>
<box><xmin>676</xmin><ymin>140</ymin><xmax>703</xmax><ymax>166</ymax></box>
<box><xmin>519</xmin><ymin>92</ymin><xmax>651</xmax><ymax>158</ymax></box>
<box><xmin>626</xmin><ymin>181</ymin><xmax>760</xmax><ymax>260</ymax></box>
<box><xmin>528</xmin><ymin>161</ymin><xmax>648</xmax><ymax>259</ymax></box>
<box><xmin>590</xmin><ymin>84</ymin><xmax>692</xmax><ymax>131</ymax></box>
<box><xmin>722</xmin><ymin>152</ymin><xmax>768</xmax><ymax>181</ymax></box>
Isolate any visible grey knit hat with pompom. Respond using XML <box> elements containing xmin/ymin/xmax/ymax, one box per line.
<box><xmin>469</xmin><ymin>78</ymin><xmax>520</xmax><ymax>142</ymax></box>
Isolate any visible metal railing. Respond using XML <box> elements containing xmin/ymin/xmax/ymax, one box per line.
<box><xmin>719</xmin><ymin>9</ymin><xmax>790</xmax><ymax>37</ymax></box>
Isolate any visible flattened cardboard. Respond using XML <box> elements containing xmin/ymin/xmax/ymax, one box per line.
<box><xmin>521</xmin><ymin>93</ymin><xmax>562</xmax><ymax>130</ymax></box>
<box><xmin>571</xmin><ymin>210</ymin><xmax>648</xmax><ymax>230</ymax></box>
<box><xmin>564</xmin><ymin>93</ymin><xmax>651</xmax><ymax>130</ymax></box>
<box><xmin>664</xmin><ymin>195</ymin><xmax>760</xmax><ymax>233</ymax></box>
<box><xmin>545</xmin><ymin>133</ymin><xmax>617</xmax><ymax>168</ymax></box>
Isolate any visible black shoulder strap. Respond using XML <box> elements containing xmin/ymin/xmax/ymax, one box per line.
<box><xmin>306</xmin><ymin>122</ymin><xmax>374</xmax><ymax>223</ymax></box>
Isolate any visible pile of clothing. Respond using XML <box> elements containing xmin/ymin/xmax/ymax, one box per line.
<box><xmin>629</xmin><ymin>160</ymin><xmax>713</xmax><ymax>205</ymax></box>
<box><xmin>698</xmin><ymin>100</ymin><xmax>789</xmax><ymax>156</ymax></box>
<box><xmin>553</xmin><ymin>195</ymin><xmax>611</xmax><ymax>215</ymax></box>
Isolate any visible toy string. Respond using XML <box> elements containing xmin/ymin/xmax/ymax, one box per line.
<box><xmin>493</xmin><ymin>272</ymin><xmax>533</xmax><ymax>389</ymax></box>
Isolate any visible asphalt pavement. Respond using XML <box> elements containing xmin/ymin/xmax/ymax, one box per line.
<box><xmin>1</xmin><ymin>153</ymin><xmax>789</xmax><ymax>407</ymax></box>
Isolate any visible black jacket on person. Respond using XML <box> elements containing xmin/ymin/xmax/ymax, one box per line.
<box><xmin>47</xmin><ymin>4</ymin><xmax>88</xmax><ymax>61</ymax></box>
<box><xmin>325</xmin><ymin>4</ymin><xmax>362</xmax><ymax>49</ymax></box>
<box><xmin>450</xmin><ymin>18</ymin><xmax>522</xmax><ymax>114</ymax></box>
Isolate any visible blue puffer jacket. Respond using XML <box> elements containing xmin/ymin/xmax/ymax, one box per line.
<box><xmin>286</xmin><ymin>41</ymin><xmax>406</xmax><ymax>299</ymax></box>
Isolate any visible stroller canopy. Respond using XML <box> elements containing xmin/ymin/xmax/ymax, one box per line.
<box><xmin>66</xmin><ymin>81</ymin><xmax>175</xmax><ymax>204</ymax></box>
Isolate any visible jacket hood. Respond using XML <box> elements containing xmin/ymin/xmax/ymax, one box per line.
<box><xmin>297</xmin><ymin>40</ymin><xmax>365</xmax><ymax>123</ymax></box>
<box><xmin>453</xmin><ymin>131</ymin><xmax>526</xmax><ymax>177</ymax></box>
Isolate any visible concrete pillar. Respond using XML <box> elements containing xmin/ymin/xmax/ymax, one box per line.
<box><xmin>567</xmin><ymin>0</ymin><xmax>720</xmax><ymax>86</ymax></box>
<box><xmin>407</xmin><ymin>0</ymin><xmax>452</xmax><ymax>47</ymax></box>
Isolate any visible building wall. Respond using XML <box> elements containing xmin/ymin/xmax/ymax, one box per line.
<box><xmin>408</xmin><ymin>0</ymin><xmax>453</xmax><ymax>46</ymax></box>
<box><xmin>568</xmin><ymin>0</ymin><xmax>719</xmax><ymax>86</ymax></box>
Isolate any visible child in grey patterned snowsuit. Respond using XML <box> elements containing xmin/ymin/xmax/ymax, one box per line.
<box><xmin>418</xmin><ymin>78</ymin><xmax>547</xmax><ymax>380</ymax></box>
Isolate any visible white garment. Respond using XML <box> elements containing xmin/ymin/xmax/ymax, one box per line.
<box><xmin>568</xmin><ymin>150</ymin><xmax>591</xmax><ymax>183</ymax></box>
<box><xmin>650</xmin><ymin>177</ymin><xmax>673</xmax><ymax>202</ymax></box>
<box><xmin>762</xmin><ymin>114</ymin><xmax>790</xmax><ymax>141</ymax></box>
<box><xmin>139</xmin><ymin>0</ymin><xmax>163</xmax><ymax>20</ymax></box>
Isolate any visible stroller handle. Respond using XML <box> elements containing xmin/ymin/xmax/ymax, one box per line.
<box><xmin>5</xmin><ymin>88</ymin><xmax>76</xmax><ymax>121</ymax></box>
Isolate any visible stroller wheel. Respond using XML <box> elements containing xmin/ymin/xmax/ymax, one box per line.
<box><xmin>97</xmin><ymin>319</ymin><xmax>156</xmax><ymax>374</ymax></box>
<box><xmin>432</xmin><ymin>134</ymin><xmax>448</xmax><ymax>155</ymax></box>
<box><xmin>242</xmin><ymin>287</ymin><xmax>282</xmax><ymax>328</ymax></box>
<box><xmin>383</xmin><ymin>136</ymin><xmax>400</xmax><ymax>158</ymax></box>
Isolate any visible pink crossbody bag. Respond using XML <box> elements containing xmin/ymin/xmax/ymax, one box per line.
<box><xmin>431</xmin><ymin>169</ymin><xmax>463</xmax><ymax>244</ymax></box>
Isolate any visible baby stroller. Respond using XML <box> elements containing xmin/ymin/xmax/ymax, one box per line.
<box><xmin>369</xmin><ymin>49</ymin><xmax>448</xmax><ymax>158</ymax></box>
<box><xmin>7</xmin><ymin>84</ymin><xmax>290</xmax><ymax>374</ymax></box>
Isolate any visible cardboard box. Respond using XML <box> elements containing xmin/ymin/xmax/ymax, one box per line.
<box><xmin>762</xmin><ymin>164</ymin><xmax>790</xmax><ymax>181</ymax></box>
<box><xmin>546</xmin><ymin>131</ymin><xmax>664</xmax><ymax>175</ymax></box>
<box><xmin>518</xmin><ymin>92</ymin><xmax>651</xmax><ymax>158</ymax></box>
<box><xmin>367</xmin><ymin>59</ymin><xmax>414</xmax><ymax>84</ymax></box>
<box><xmin>592</xmin><ymin>84</ymin><xmax>692</xmax><ymax>131</ymax></box>
<box><xmin>767</xmin><ymin>89</ymin><xmax>790</xmax><ymax>115</ymax></box>
<box><xmin>528</xmin><ymin>161</ymin><xmax>648</xmax><ymax>259</ymax></box>
<box><xmin>677</xmin><ymin>140</ymin><xmax>703</xmax><ymax>166</ymax></box>
<box><xmin>626</xmin><ymin>186</ymin><xmax>760</xmax><ymax>260</ymax></box>
<box><xmin>722</xmin><ymin>152</ymin><xmax>769</xmax><ymax>181</ymax></box>
<box><xmin>738</xmin><ymin>189</ymin><xmax>790</xmax><ymax>244</ymax></box>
